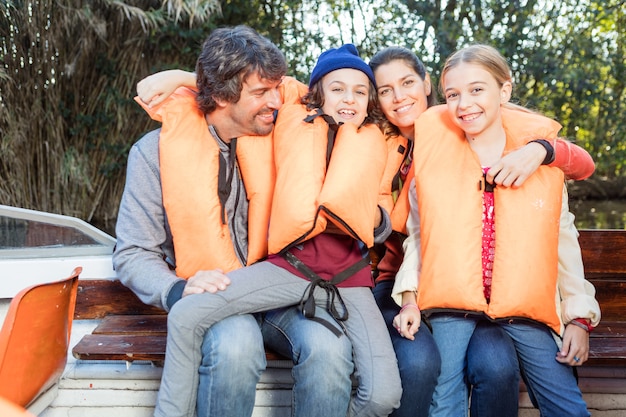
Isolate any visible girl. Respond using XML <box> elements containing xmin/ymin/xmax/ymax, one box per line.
<box><xmin>393</xmin><ymin>44</ymin><xmax>599</xmax><ymax>417</ymax></box>
<box><xmin>153</xmin><ymin>44</ymin><xmax>402</xmax><ymax>417</ymax></box>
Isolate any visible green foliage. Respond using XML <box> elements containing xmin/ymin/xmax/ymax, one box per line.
<box><xmin>0</xmin><ymin>0</ymin><xmax>623</xmax><ymax>229</ymax></box>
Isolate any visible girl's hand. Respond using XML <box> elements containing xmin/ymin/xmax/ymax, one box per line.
<box><xmin>486</xmin><ymin>141</ymin><xmax>546</xmax><ymax>187</ymax></box>
<box><xmin>137</xmin><ymin>69</ymin><xmax>196</xmax><ymax>107</ymax></box>
<box><xmin>392</xmin><ymin>304</ymin><xmax>421</xmax><ymax>340</ymax></box>
<box><xmin>556</xmin><ymin>322</ymin><xmax>590</xmax><ymax>366</ymax></box>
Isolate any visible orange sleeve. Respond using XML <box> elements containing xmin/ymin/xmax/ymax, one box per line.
<box><xmin>549</xmin><ymin>139</ymin><xmax>595</xmax><ymax>180</ymax></box>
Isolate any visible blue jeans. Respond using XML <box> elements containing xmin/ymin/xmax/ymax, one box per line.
<box><xmin>197</xmin><ymin>314</ymin><xmax>266</xmax><ymax>417</ymax></box>
<box><xmin>466</xmin><ymin>321</ymin><xmax>520</xmax><ymax>417</ymax></box>
<box><xmin>261</xmin><ymin>306</ymin><xmax>354</xmax><ymax>417</ymax></box>
<box><xmin>157</xmin><ymin>262</ymin><xmax>401</xmax><ymax>417</ymax></box>
<box><xmin>373</xmin><ymin>280</ymin><xmax>440</xmax><ymax>417</ymax></box>
<box><xmin>429</xmin><ymin>314</ymin><xmax>589</xmax><ymax>417</ymax></box>
<box><xmin>197</xmin><ymin>307</ymin><xmax>353</xmax><ymax>417</ymax></box>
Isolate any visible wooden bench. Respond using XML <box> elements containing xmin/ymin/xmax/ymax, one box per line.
<box><xmin>71</xmin><ymin>279</ymin><xmax>288</xmax><ymax>365</ymax></box>
<box><xmin>71</xmin><ymin>230</ymin><xmax>626</xmax><ymax>390</ymax></box>
<box><xmin>575</xmin><ymin>229</ymin><xmax>626</xmax><ymax>396</ymax></box>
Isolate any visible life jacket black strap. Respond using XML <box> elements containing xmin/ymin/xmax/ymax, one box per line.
<box><xmin>303</xmin><ymin>109</ymin><xmax>341</xmax><ymax>168</ymax></box>
<box><xmin>281</xmin><ymin>250</ymin><xmax>370</xmax><ymax>337</ymax></box>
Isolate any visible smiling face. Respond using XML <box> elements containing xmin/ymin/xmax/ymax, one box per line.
<box><xmin>320</xmin><ymin>68</ymin><xmax>370</xmax><ymax>126</ymax></box>
<box><xmin>374</xmin><ymin>59</ymin><xmax>431</xmax><ymax>139</ymax></box>
<box><xmin>212</xmin><ymin>71</ymin><xmax>283</xmax><ymax>140</ymax></box>
<box><xmin>442</xmin><ymin>62</ymin><xmax>511</xmax><ymax>140</ymax></box>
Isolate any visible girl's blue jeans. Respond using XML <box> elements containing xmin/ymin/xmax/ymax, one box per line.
<box><xmin>429</xmin><ymin>314</ymin><xmax>589</xmax><ymax>417</ymax></box>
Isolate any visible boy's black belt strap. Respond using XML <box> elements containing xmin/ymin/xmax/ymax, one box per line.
<box><xmin>282</xmin><ymin>251</ymin><xmax>370</xmax><ymax>337</ymax></box>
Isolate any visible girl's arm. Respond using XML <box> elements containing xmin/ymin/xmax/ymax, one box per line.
<box><xmin>137</xmin><ymin>69</ymin><xmax>197</xmax><ymax>107</ymax></box>
<box><xmin>486</xmin><ymin>139</ymin><xmax>595</xmax><ymax>187</ymax></box>
<box><xmin>391</xmin><ymin>178</ymin><xmax>422</xmax><ymax>339</ymax></box>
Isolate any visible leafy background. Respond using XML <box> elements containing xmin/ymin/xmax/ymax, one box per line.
<box><xmin>1</xmin><ymin>0</ymin><xmax>624</xmax><ymax>232</ymax></box>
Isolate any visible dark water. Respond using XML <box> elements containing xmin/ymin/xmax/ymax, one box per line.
<box><xmin>570</xmin><ymin>199</ymin><xmax>626</xmax><ymax>230</ymax></box>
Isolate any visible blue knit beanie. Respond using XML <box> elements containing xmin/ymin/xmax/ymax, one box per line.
<box><xmin>308</xmin><ymin>44</ymin><xmax>376</xmax><ymax>88</ymax></box>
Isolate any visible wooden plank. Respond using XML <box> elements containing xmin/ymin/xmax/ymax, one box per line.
<box><xmin>591</xmin><ymin>321</ymin><xmax>626</xmax><ymax>338</ymax></box>
<box><xmin>579</xmin><ymin>230</ymin><xmax>626</xmax><ymax>275</ymax></box>
<box><xmin>577</xmin><ymin>377</ymin><xmax>626</xmax><ymax>394</ymax></box>
<box><xmin>588</xmin><ymin>337</ymin><xmax>626</xmax><ymax>366</ymax></box>
<box><xmin>588</xmin><ymin>280</ymin><xmax>626</xmax><ymax>322</ymax></box>
<box><xmin>93</xmin><ymin>315</ymin><xmax>167</xmax><ymax>336</ymax></box>
<box><xmin>72</xmin><ymin>334</ymin><xmax>166</xmax><ymax>362</ymax></box>
<box><xmin>75</xmin><ymin>280</ymin><xmax>165</xmax><ymax>319</ymax></box>
<box><xmin>72</xmin><ymin>333</ymin><xmax>290</xmax><ymax>363</ymax></box>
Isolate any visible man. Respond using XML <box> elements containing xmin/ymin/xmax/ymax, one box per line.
<box><xmin>113</xmin><ymin>26</ymin><xmax>353</xmax><ymax>417</ymax></box>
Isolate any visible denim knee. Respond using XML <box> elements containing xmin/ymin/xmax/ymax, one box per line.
<box><xmin>200</xmin><ymin>314</ymin><xmax>266</xmax><ymax>370</ymax></box>
<box><xmin>467</xmin><ymin>321</ymin><xmax>519</xmax><ymax>388</ymax></box>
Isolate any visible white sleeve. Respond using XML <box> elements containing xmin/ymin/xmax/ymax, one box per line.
<box><xmin>556</xmin><ymin>186</ymin><xmax>601</xmax><ymax>327</ymax></box>
<box><xmin>391</xmin><ymin>178</ymin><xmax>421</xmax><ymax>306</ymax></box>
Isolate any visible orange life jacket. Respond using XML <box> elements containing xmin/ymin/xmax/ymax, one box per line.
<box><xmin>413</xmin><ymin>105</ymin><xmax>564</xmax><ymax>333</ymax></box>
<box><xmin>268</xmin><ymin>104</ymin><xmax>388</xmax><ymax>254</ymax></box>
<box><xmin>135</xmin><ymin>87</ymin><xmax>274</xmax><ymax>278</ymax></box>
<box><xmin>379</xmin><ymin>134</ymin><xmax>411</xmax><ymax>233</ymax></box>
<box><xmin>390</xmin><ymin>106</ymin><xmax>575</xmax><ymax>236</ymax></box>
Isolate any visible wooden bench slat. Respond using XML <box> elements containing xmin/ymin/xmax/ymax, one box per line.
<box><xmin>72</xmin><ymin>333</ymin><xmax>288</xmax><ymax>362</ymax></box>
<box><xmin>72</xmin><ymin>334</ymin><xmax>166</xmax><ymax>362</ymax></box>
<box><xmin>75</xmin><ymin>279</ymin><xmax>165</xmax><ymax>319</ymax></box>
<box><xmin>590</xmin><ymin>321</ymin><xmax>626</xmax><ymax>338</ymax></box>
<box><xmin>588</xmin><ymin>337</ymin><xmax>626</xmax><ymax>365</ymax></box>
<box><xmin>588</xmin><ymin>280</ymin><xmax>626</xmax><ymax>322</ymax></box>
<box><xmin>93</xmin><ymin>315</ymin><xmax>167</xmax><ymax>336</ymax></box>
<box><xmin>579</xmin><ymin>229</ymin><xmax>626</xmax><ymax>274</ymax></box>
<box><xmin>578</xmin><ymin>365</ymin><xmax>626</xmax><ymax>379</ymax></box>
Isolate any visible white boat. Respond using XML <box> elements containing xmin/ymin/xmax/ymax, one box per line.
<box><xmin>1</xmin><ymin>205</ymin><xmax>624</xmax><ymax>417</ymax></box>
<box><xmin>0</xmin><ymin>205</ymin><xmax>294</xmax><ymax>417</ymax></box>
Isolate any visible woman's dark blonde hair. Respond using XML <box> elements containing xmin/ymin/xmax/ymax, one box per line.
<box><xmin>369</xmin><ymin>46</ymin><xmax>437</xmax><ymax>137</ymax></box>
<box><xmin>440</xmin><ymin>44</ymin><xmax>530</xmax><ymax>112</ymax></box>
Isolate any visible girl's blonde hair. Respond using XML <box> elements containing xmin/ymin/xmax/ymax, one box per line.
<box><xmin>439</xmin><ymin>44</ymin><xmax>531</xmax><ymax>113</ymax></box>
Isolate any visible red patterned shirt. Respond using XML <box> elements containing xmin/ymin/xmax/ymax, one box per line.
<box><xmin>481</xmin><ymin>167</ymin><xmax>496</xmax><ymax>302</ymax></box>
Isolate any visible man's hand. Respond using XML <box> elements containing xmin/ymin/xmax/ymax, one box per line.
<box><xmin>182</xmin><ymin>269</ymin><xmax>231</xmax><ymax>297</ymax></box>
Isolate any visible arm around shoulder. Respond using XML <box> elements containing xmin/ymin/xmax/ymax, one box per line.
<box><xmin>137</xmin><ymin>69</ymin><xmax>197</xmax><ymax>108</ymax></box>
<box><xmin>549</xmin><ymin>139</ymin><xmax>595</xmax><ymax>180</ymax></box>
